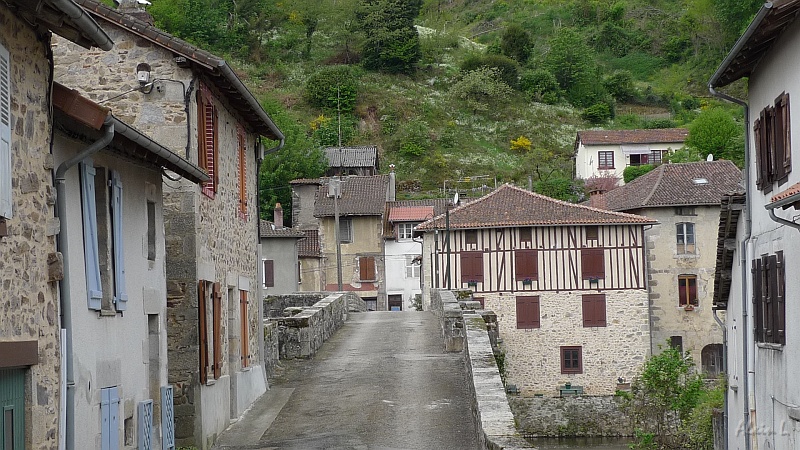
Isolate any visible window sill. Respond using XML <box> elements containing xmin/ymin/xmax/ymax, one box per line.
<box><xmin>674</xmin><ymin>253</ymin><xmax>699</xmax><ymax>259</ymax></box>
<box><xmin>756</xmin><ymin>342</ymin><xmax>784</xmax><ymax>351</ymax></box>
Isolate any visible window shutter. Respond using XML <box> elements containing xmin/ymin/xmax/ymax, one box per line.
<box><xmin>160</xmin><ymin>386</ymin><xmax>175</xmax><ymax>450</ymax></box>
<box><xmin>110</xmin><ymin>171</ymin><xmax>128</xmax><ymax>311</ymax></box>
<box><xmin>582</xmin><ymin>294</ymin><xmax>606</xmax><ymax>327</ymax></box>
<box><xmin>515</xmin><ymin>249</ymin><xmax>538</xmax><ymax>279</ymax></box>
<box><xmin>137</xmin><ymin>400</ymin><xmax>153</xmax><ymax>450</ymax></box>
<box><xmin>81</xmin><ymin>161</ymin><xmax>103</xmax><ymax>310</ymax></box>
<box><xmin>238</xmin><ymin>126</ymin><xmax>247</xmax><ymax>217</ymax></box>
<box><xmin>678</xmin><ymin>278</ymin><xmax>687</xmax><ymax>306</ymax></box>
<box><xmin>775</xmin><ymin>251</ymin><xmax>785</xmax><ymax>344</ymax></box>
<box><xmin>198</xmin><ymin>86</ymin><xmax>217</xmax><ymax>197</ymax></box>
<box><xmin>780</xmin><ymin>93</ymin><xmax>791</xmax><ymax>176</ymax></box>
<box><xmin>754</xmin><ymin>118</ymin><xmax>765</xmax><ymax>190</ymax></box>
<box><xmin>0</xmin><ymin>44</ymin><xmax>11</xmax><ymax>219</ymax></box>
<box><xmin>360</xmin><ymin>256</ymin><xmax>375</xmax><ymax>281</ymax></box>
<box><xmin>752</xmin><ymin>258</ymin><xmax>763</xmax><ymax>342</ymax></box>
<box><xmin>516</xmin><ymin>296</ymin><xmax>540</xmax><ymax>329</ymax></box>
<box><xmin>688</xmin><ymin>276</ymin><xmax>697</xmax><ymax>306</ymax></box>
<box><xmin>101</xmin><ymin>387</ymin><xmax>120</xmax><ymax>450</ymax></box>
<box><xmin>198</xmin><ymin>281</ymin><xmax>208</xmax><ymax>385</ymax></box>
<box><xmin>460</xmin><ymin>252</ymin><xmax>483</xmax><ymax>283</ymax></box>
<box><xmin>765</xmin><ymin>254</ymin><xmax>777</xmax><ymax>340</ymax></box>
<box><xmin>263</xmin><ymin>260</ymin><xmax>274</xmax><ymax>287</ymax></box>
<box><xmin>581</xmin><ymin>248</ymin><xmax>604</xmax><ymax>279</ymax></box>
<box><xmin>774</xmin><ymin>95</ymin><xmax>787</xmax><ymax>181</ymax></box>
<box><xmin>213</xmin><ymin>282</ymin><xmax>222</xmax><ymax>379</ymax></box>
<box><xmin>240</xmin><ymin>290</ymin><xmax>249</xmax><ymax>368</ymax></box>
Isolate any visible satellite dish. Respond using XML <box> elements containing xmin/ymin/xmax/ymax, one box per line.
<box><xmin>706</xmin><ymin>153</ymin><xmax>713</xmax><ymax>161</ymax></box>
<box><xmin>453</xmin><ymin>192</ymin><xmax>459</xmax><ymax>206</ymax></box>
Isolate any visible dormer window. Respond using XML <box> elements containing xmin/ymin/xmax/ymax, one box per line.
<box><xmin>397</xmin><ymin>222</ymin><xmax>414</xmax><ymax>240</ymax></box>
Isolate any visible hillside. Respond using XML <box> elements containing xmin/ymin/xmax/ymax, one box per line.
<box><xmin>142</xmin><ymin>0</ymin><xmax>757</xmax><ymax>220</ymax></box>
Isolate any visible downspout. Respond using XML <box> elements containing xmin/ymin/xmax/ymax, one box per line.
<box><xmin>709</xmin><ymin>86</ymin><xmax>751</xmax><ymax>450</ymax></box>
<box><xmin>184</xmin><ymin>77</ymin><xmax>196</xmax><ymax>159</ymax></box>
<box><xmin>55</xmin><ymin>118</ymin><xmax>115</xmax><ymax>450</ymax></box>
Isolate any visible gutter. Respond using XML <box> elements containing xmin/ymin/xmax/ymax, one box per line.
<box><xmin>55</xmin><ymin>117</ymin><xmax>115</xmax><ymax>450</ymax></box>
<box><xmin>51</xmin><ymin>0</ymin><xmax>114</xmax><ymax>51</ymax></box>
<box><xmin>708</xmin><ymin>85</ymin><xmax>752</xmax><ymax>450</ymax></box>
<box><xmin>766</xmin><ymin>206</ymin><xmax>800</xmax><ymax>230</ymax></box>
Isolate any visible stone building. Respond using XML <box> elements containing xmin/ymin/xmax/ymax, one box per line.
<box><xmin>416</xmin><ymin>184</ymin><xmax>655</xmax><ymax>395</ymax></box>
<box><xmin>590</xmin><ymin>160</ymin><xmax>741</xmax><ymax>375</ymax></box>
<box><xmin>51</xmin><ymin>1</ymin><xmax>284</xmax><ymax>448</ymax></box>
<box><xmin>0</xmin><ymin>2</ymin><xmax>111</xmax><ymax>449</ymax></box>
<box><xmin>53</xmin><ymin>82</ymin><xmax>207</xmax><ymax>450</ymax></box>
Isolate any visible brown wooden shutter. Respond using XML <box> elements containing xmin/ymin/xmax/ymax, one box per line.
<box><xmin>198</xmin><ymin>280</ymin><xmax>208</xmax><ymax>385</ymax></box>
<box><xmin>515</xmin><ymin>249</ymin><xmax>538</xmax><ymax>279</ymax></box>
<box><xmin>581</xmin><ymin>248</ymin><xmax>604</xmax><ymax>279</ymax></box>
<box><xmin>516</xmin><ymin>296</ymin><xmax>540</xmax><ymax>329</ymax></box>
<box><xmin>752</xmin><ymin>258</ymin><xmax>764</xmax><ymax>342</ymax></box>
<box><xmin>754</xmin><ymin>118</ymin><xmax>765</xmax><ymax>190</ymax></box>
<box><xmin>779</xmin><ymin>93</ymin><xmax>792</xmax><ymax>177</ymax></box>
<box><xmin>360</xmin><ymin>256</ymin><xmax>375</xmax><ymax>281</ymax></box>
<box><xmin>775</xmin><ymin>251</ymin><xmax>785</xmax><ymax>345</ymax></box>
<box><xmin>766</xmin><ymin>255</ymin><xmax>778</xmax><ymax>342</ymax></box>
<box><xmin>766</xmin><ymin>106</ymin><xmax>776</xmax><ymax>188</ymax></box>
<box><xmin>213</xmin><ymin>282</ymin><xmax>222</xmax><ymax>379</ymax></box>
<box><xmin>264</xmin><ymin>260</ymin><xmax>274</xmax><ymax>287</ymax></box>
<box><xmin>460</xmin><ymin>252</ymin><xmax>483</xmax><ymax>283</ymax></box>
<box><xmin>240</xmin><ymin>290</ymin><xmax>249</xmax><ymax>368</ymax></box>
<box><xmin>582</xmin><ymin>294</ymin><xmax>606</xmax><ymax>327</ymax></box>
<box><xmin>774</xmin><ymin>95</ymin><xmax>787</xmax><ymax>181</ymax></box>
<box><xmin>198</xmin><ymin>85</ymin><xmax>217</xmax><ymax>197</ymax></box>
<box><xmin>678</xmin><ymin>277</ymin><xmax>688</xmax><ymax>306</ymax></box>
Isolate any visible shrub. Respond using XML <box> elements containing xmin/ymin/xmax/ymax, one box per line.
<box><xmin>500</xmin><ymin>24</ymin><xmax>532</xmax><ymax>63</ymax></box>
<box><xmin>449</xmin><ymin>67</ymin><xmax>514</xmax><ymax>113</ymax></box>
<box><xmin>460</xmin><ymin>53</ymin><xmax>519</xmax><ymax>88</ymax></box>
<box><xmin>582</xmin><ymin>103</ymin><xmax>612</xmax><ymax>124</ymax></box>
<box><xmin>510</xmin><ymin>136</ymin><xmax>532</xmax><ymax>153</ymax></box>
<box><xmin>519</xmin><ymin>69</ymin><xmax>562</xmax><ymax>104</ymax></box>
<box><xmin>623</xmin><ymin>164</ymin><xmax>655</xmax><ymax>183</ymax></box>
<box><xmin>603</xmin><ymin>70</ymin><xmax>636</xmax><ymax>102</ymax></box>
<box><xmin>305</xmin><ymin>65</ymin><xmax>359</xmax><ymax>112</ymax></box>
<box><xmin>686</xmin><ymin>107</ymin><xmax>744</xmax><ymax>166</ymax></box>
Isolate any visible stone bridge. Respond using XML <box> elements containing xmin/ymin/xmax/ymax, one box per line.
<box><xmin>213</xmin><ymin>291</ymin><xmax>531</xmax><ymax>450</ymax></box>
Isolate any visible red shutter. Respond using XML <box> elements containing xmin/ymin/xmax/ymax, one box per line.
<box><xmin>678</xmin><ymin>278</ymin><xmax>688</xmax><ymax>306</ymax></box>
<box><xmin>198</xmin><ymin>280</ymin><xmax>208</xmax><ymax>385</ymax></box>
<box><xmin>264</xmin><ymin>260</ymin><xmax>274</xmax><ymax>287</ymax></box>
<box><xmin>213</xmin><ymin>282</ymin><xmax>222</xmax><ymax>379</ymax></box>
<box><xmin>774</xmin><ymin>95</ymin><xmax>787</xmax><ymax>181</ymax></box>
<box><xmin>581</xmin><ymin>248</ymin><xmax>604</xmax><ymax>279</ymax></box>
<box><xmin>238</xmin><ymin>126</ymin><xmax>247</xmax><ymax>217</ymax></box>
<box><xmin>780</xmin><ymin>93</ymin><xmax>791</xmax><ymax>177</ymax></box>
<box><xmin>460</xmin><ymin>252</ymin><xmax>483</xmax><ymax>283</ymax></box>
<box><xmin>360</xmin><ymin>256</ymin><xmax>375</xmax><ymax>281</ymax></box>
<box><xmin>582</xmin><ymin>294</ymin><xmax>606</xmax><ymax>327</ymax></box>
<box><xmin>516</xmin><ymin>296</ymin><xmax>540</xmax><ymax>329</ymax></box>
<box><xmin>198</xmin><ymin>85</ymin><xmax>217</xmax><ymax>198</ymax></box>
<box><xmin>515</xmin><ymin>249</ymin><xmax>538</xmax><ymax>279</ymax></box>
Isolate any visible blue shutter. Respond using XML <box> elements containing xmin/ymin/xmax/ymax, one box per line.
<box><xmin>137</xmin><ymin>400</ymin><xmax>153</xmax><ymax>450</ymax></box>
<box><xmin>101</xmin><ymin>387</ymin><xmax>120</xmax><ymax>450</ymax></box>
<box><xmin>160</xmin><ymin>386</ymin><xmax>175</xmax><ymax>450</ymax></box>
<box><xmin>81</xmin><ymin>161</ymin><xmax>102</xmax><ymax>310</ymax></box>
<box><xmin>111</xmin><ymin>171</ymin><xmax>128</xmax><ymax>310</ymax></box>
<box><xmin>0</xmin><ymin>44</ymin><xmax>12</xmax><ymax>218</ymax></box>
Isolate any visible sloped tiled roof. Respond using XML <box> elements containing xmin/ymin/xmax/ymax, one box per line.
<box><xmin>6</xmin><ymin>0</ymin><xmax>113</xmax><ymax>50</ymax></box>
<box><xmin>298</xmin><ymin>230</ymin><xmax>321</xmax><ymax>257</ymax></box>
<box><xmin>324</xmin><ymin>146</ymin><xmax>378</xmax><ymax>168</ymax></box>
<box><xmin>769</xmin><ymin>181</ymin><xmax>800</xmax><ymax>209</ymax></box>
<box><xmin>382</xmin><ymin>199</ymin><xmax>454</xmax><ymax>237</ymax></box>
<box><xmin>597</xmin><ymin>161</ymin><xmax>742</xmax><ymax>212</ymax></box>
<box><xmin>290</xmin><ymin>178</ymin><xmax>322</xmax><ymax>185</ymax></box>
<box><xmin>259</xmin><ymin>220</ymin><xmax>305</xmax><ymax>238</ymax></box>
<box><xmin>577</xmin><ymin>128</ymin><xmax>689</xmax><ymax>146</ymax></box>
<box><xmin>713</xmin><ymin>190</ymin><xmax>746</xmax><ymax>310</ymax></box>
<box><xmin>314</xmin><ymin>175</ymin><xmax>389</xmax><ymax>217</ymax></box>
<box><xmin>388</xmin><ymin>206</ymin><xmax>435</xmax><ymax>222</ymax></box>
<box><xmin>415</xmin><ymin>184</ymin><xmax>656</xmax><ymax>231</ymax></box>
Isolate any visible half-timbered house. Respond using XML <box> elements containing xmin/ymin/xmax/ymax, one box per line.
<box><xmin>417</xmin><ymin>184</ymin><xmax>656</xmax><ymax>395</ymax></box>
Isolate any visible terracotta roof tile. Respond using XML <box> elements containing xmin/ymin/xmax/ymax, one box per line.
<box><xmin>298</xmin><ymin>230</ymin><xmax>321</xmax><ymax>257</ymax></box>
<box><xmin>388</xmin><ymin>206</ymin><xmax>435</xmax><ymax>222</ymax></box>
<box><xmin>577</xmin><ymin>128</ymin><xmax>688</xmax><ymax>146</ymax></box>
<box><xmin>596</xmin><ymin>161</ymin><xmax>742</xmax><ymax>211</ymax></box>
<box><xmin>769</xmin><ymin>181</ymin><xmax>800</xmax><ymax>209</ymax></box>
<box><xmin>415</xmin><ymin>184</ymin><xmax>655</xmax><ymax>231</ymax></box>
<box><xmin>290</xmin><ymin>178</ymin><xmax>322</xmax><ymax>185</ymax></box>
<box><xmin>314</xmin><ymin>175</ymin><xmax>389</xmax><ymax>217</ymax></box>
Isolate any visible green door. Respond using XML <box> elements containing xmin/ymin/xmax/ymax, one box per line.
<box><xmin>0</xmin><ymin>368</ymin><xmax>24</xmax><ymax>450</ymax></box>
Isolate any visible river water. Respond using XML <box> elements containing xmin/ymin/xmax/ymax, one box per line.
<box><xmin>525</xmin><ymin>437</ymin><xmax>633</xmax><ymax>449</ymax></box>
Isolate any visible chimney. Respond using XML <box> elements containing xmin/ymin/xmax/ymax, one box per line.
<box><xmin>387</xmin><ymin>164</ymin><xmax>396</xmax><ymax>202</ymax></box>
<box><xmin>274</xmin><ymin>203</ymin><xmax>284</xmax><ymax>229</ymax></box>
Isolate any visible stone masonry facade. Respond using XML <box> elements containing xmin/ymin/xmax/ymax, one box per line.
<box><xmin>0</xmin><ymin>9</ymin><xmax>62</xmax><ymax>449</ymax></box>
<box><xmin>485</xmin><ymin>290</ymin><xmax>650</xmax><ymax>396</ymax></box>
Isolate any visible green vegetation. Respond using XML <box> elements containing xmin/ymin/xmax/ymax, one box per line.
<box><xmin>142</xmin><ymin>0</ymin><xmax>757</xmax><ymax>220</ymax></box>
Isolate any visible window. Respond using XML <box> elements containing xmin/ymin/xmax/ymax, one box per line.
<box><xmin>516</xmin><ymin>296</ymin><xmax>540</xmax><ymax>329</ymax></box>
<box><xmin>146</xmin><ymin>201</ymin><xmax>156</xmax><ymax>261</ymax></box>
<box><xmin>237</xmin><ymin>125</ymin><xmax>247</xmax><ymax>219</ymax></box>
<box><xmin>405</xmin><ymin>254</ymin><xmax>420</xmax><ymax>278</ymax></box>
<box><xmin>753</xmin><ymin>251</ymin><xmax>785</xmax><ymax>345</ymax></box>
<box><xmin>263</xmin><ymin>260</ymin><xmax>274</xmax><ymax>288</ymax></box>
<box><xmin>0</xmin><ymin>43</ymin><xmax>12</xmax><ymax>221</ymax></box>
<box><xmin>465</xmin><ymin>230</ymin><xmax>478</xmax><ymax>247</ymax></box>
<box><xmin>585</xmin><ymin>225</ymin><xmax>598</xmax><ymax>241</ymax></box>
<box><xmin>561</xmin><ymin>346</ymin><xmax>582</xmax><ymax>374</ymax></box>
<box><xmin>197</xmin><ymin>84</ymin><xmax>218</xmax><ymax>198</ymax></box>
<box><xmin>519</xmin><ymin>227</ymin><xmax>532</xmax><ymax>245</ymax></box>
<box><xmin>0</xmin><ymin>368</ymin><xmax>24</xmax><ymax>450</ymax></box>
<box><xmin>670</xmin><ymin>336</ymin><xmax>684</xmax><ymax>354</ymax></box>
<box><xmin>678</xmin><ymin>275</ymin><xmax>698</xmax><ymax>307</ymax></box>
<box><xmin>339</xmin><ymin>218</ymin><xmax>352</xmax><ymax>243</ymax></box>
<box><xmin>676</xmin><ymin>222</ymin><xmax>695</xmax><ymax>254</ymax></box>
<box><xmin>359</xmin><ymin>256</ymin><xmax>376</xmax><ymax>281</ymax></box>
<box><xmin>397</xmin><ymin>223</ymin><xmax>414</xmax><ymax>240</ymax></box>
<box><xmin>701</xmin><ymin>344</ymin><xmax>723</xmax><ymax>376</ymax></box>
<box><xmin>754</xmin><ymin>92</ymin><xmax>792</xmax><ymax>191</ymax></box>
<box><xmin>460</xmin><ymin>251</ymin><xmax>483</xmax><ymax>284</ymax></box>
<box><xmin>80</xmin><ymin>162</ymin><xmax>128</xmax><ymax>312</ymax></box>
<box><xmin>650</xmin><ymin>150</ymin><xmax>667</xmax><ymax>165</ymax></box>
<box><xmin>198</xmin><ymin>280</ymin><xmax>222</xmax><ymax>384</ymax></box>
<box><xmin>582</xmin><ymin>294</ymin><xmax>606</xmax><ymax>327</ymax></box>
<box><xmin>581</xmin><ymin>248</ymin><xmax>604</xmax><ymax>279</ymax></box>
<box><xmin>629</xmin><ymin>153</ymin><xmax>649</xmax><ymax>166</ymax></box>
<box><xmin>597</xmin><ymin>151</ymin><xmax>614</xmax><ymax>169</ymax></box>
<box><xmin>240</xmin><ymin>290</ymin><xmax>249</xmax><ymax>368</ymax></box>
<box><xmin>675</xmin><ymin>207</ymin><xmax>696</xmax><ymax>216</ymax></box>
<box><xmin>514</xmin><ymin>249</ymin><xmax>538</xmax><ymax>281</ymax></box>
<box><xmin>100</xmin><ymin>386</ymin><xmax>120</xmax><ymax>450</ymax></box>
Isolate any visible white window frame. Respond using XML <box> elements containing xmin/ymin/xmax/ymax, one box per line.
<box><xmin>405</xmin><ymin>254</ymin><xmax>420</xmax><ymax>278</ymax></box>
<box><xmin>339</xmin><ymin>217</ymin><xmax>353</xmax><ymax>243</ymax></box>
<box><xmin>397</xmin><ymin>223</ymin><xmax>415</xmax><ymax>240</ymax></box>
<box><xmin>676</xmin><ymin>222</ymin><xmax>696</xmax><ymax>255</ymax></box>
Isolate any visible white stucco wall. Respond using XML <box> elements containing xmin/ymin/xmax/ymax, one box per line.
<box><xmin>385</xmin><ymin>238</ymin><xmax>423</xmax><ymax>309</ymax></box>
<box><xmin>575</xmin><ymin>142</ymin><xmax>682</xmax><ymax>182</ymax></box>
<box><xmin>261</xmin><ymin>237</ymin><xmax>300</xmax><ymax>295</ymax></box>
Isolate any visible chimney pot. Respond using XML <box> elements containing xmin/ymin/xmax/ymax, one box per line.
<box><xmin>274</xmin><ymin>203</ymin><xmax>284</xmax><ymax>229</ymax></box>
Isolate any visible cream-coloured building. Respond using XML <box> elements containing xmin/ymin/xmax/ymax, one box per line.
<box><xmin>417</xmin><ymin>184</ymin><xmax>656</xmax><ymax>395</ymax></box>
<box><xmin>574</xmin><ymin>128</ymin><xmax>688</xmax><ymax>183</ymax></box>
<box><xmin>52</xmin><ymin>1</ymin><xmax>284</xmax><ymax>448</ymax></box>
<box><xmin>591</xmin><ymin>160</ymin><xmax>741</xmax><ymax>375</ymax></box>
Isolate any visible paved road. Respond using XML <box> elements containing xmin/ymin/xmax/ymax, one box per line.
<box><xmin>215</xmin><ymin>310</ymin><xmax>479</xmax><ymax>450</ymax></box>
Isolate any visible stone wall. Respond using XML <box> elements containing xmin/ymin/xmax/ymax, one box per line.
<box><xmin>263</xmin><ymin>292</ymin><xmax>328</xmax><ymax>318</ymax></box>
<box><xmin>272</xmin><ymin>293</ymin><xmax>366</xmax><ymax>359</ymax></box>
<box><xmin>263</xmin><ymin>320</ymin><xmax>280</xmax><ymax>379</ymax></box>
<box><xmin>0</xmin><ymin>11</ymin><xmax>61</xmax><ymax>450</ymax></box>
<box><xmin>508</xmin><ymin>396</ymin><xmax>631</xmax><ymax>437</ymax></box>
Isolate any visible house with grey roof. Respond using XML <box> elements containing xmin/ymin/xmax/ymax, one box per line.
<box><xmin>591</xmin><ymin>160</ymin><xmax>742</xmax><ymax>375</ymax></box>
<box><xmin>260</xmin><ymin>204</ymin><xmax>306</xmax><ymax>295</ymax></box>
<box><xmin>416</xmin><ymin>184</ymin><xmax>656</xmax><ymax>396</ymax></box>
<box><xmin>574</xmin><ymin>128</ymin><xmax>689</xmax><ymax>184</ymax></box>
<box><xmin>324</xmin><ymin>145</ymin><xmax>379</xmax><ymax>176</ymax></box>
<box><xmin>52</xmin><ymin>2</ymin><xmax>284</xmax><ymax>447</ymax></box>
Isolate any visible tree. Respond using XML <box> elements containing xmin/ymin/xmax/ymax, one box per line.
<box><xmin>305</xmin><ymin>65</ymin><xmax>359</xmax><ymax>112</ymax></box>
<box><xmin>356</xmin><ymin>0</ymin><xmax>423</xmax><ymax>74</ymax></box>
<box><xmin>713</xmin><ymin>0</ymin><xmax>762</xmax><ymax>45</ymax></box>
<box><xmin>500</xmin><ymin>24</ymin><xmax>532</xmax><ymax>63</ymax></box>
<box><xmin>259</xmin><ymin>100</ymin><xmax>328</xmax><ymax>225</ymax></box>
<box><xmin>545</xmin><ymin>28</ymin><xmax>595</xmax><ymax>93</ymax></box>
<box><xmin>623</xmin><ymin>164</ymin><xmax>655</xmax><ymax>183</ymax></box>
<box><xmin>448</xmin><ymin>67</ymin><xmax>514</xmax><ymax>113</ymax></box>
<box><xmin>686</xmin><ymin>108</ymin><xmax>744</xmax><ymax>167</ymax></box>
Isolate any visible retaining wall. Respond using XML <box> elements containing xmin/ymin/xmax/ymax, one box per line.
<box><xmin>508</xmin><ymin>396</ymin><xmax>630</xmax><ymax>437</ymax></box>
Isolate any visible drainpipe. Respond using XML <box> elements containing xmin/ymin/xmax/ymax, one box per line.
<box><xmin>55</xmin><ymin>118</ymin><xmax>115</xmax><ymax>450</ymax></box>
<box><xmin>709</xmin><ymin>85</ymin><xmax>751</xmax><ymax>450</ymax></box>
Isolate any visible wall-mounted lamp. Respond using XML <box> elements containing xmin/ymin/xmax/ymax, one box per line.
<box><xmin>136</xmin><ymin>63</ymin><xmax>152</xmax><ymax>89</ymax></box>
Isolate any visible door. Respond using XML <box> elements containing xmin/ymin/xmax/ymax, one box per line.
<box><xmin>0</xmin><ymin>369</ymin><xmax>25</xmax><ymax>450</ymax></box>
<box><xmin>388</xmin><ymin>295</ymin><xmax>403</xmax><ymax>311</ymax></box>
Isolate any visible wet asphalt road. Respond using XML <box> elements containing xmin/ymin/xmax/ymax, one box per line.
<box><xmin>250</xmin><ymin>311</ymin><xmax>479</xmax><ymax>450</ymax></box>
